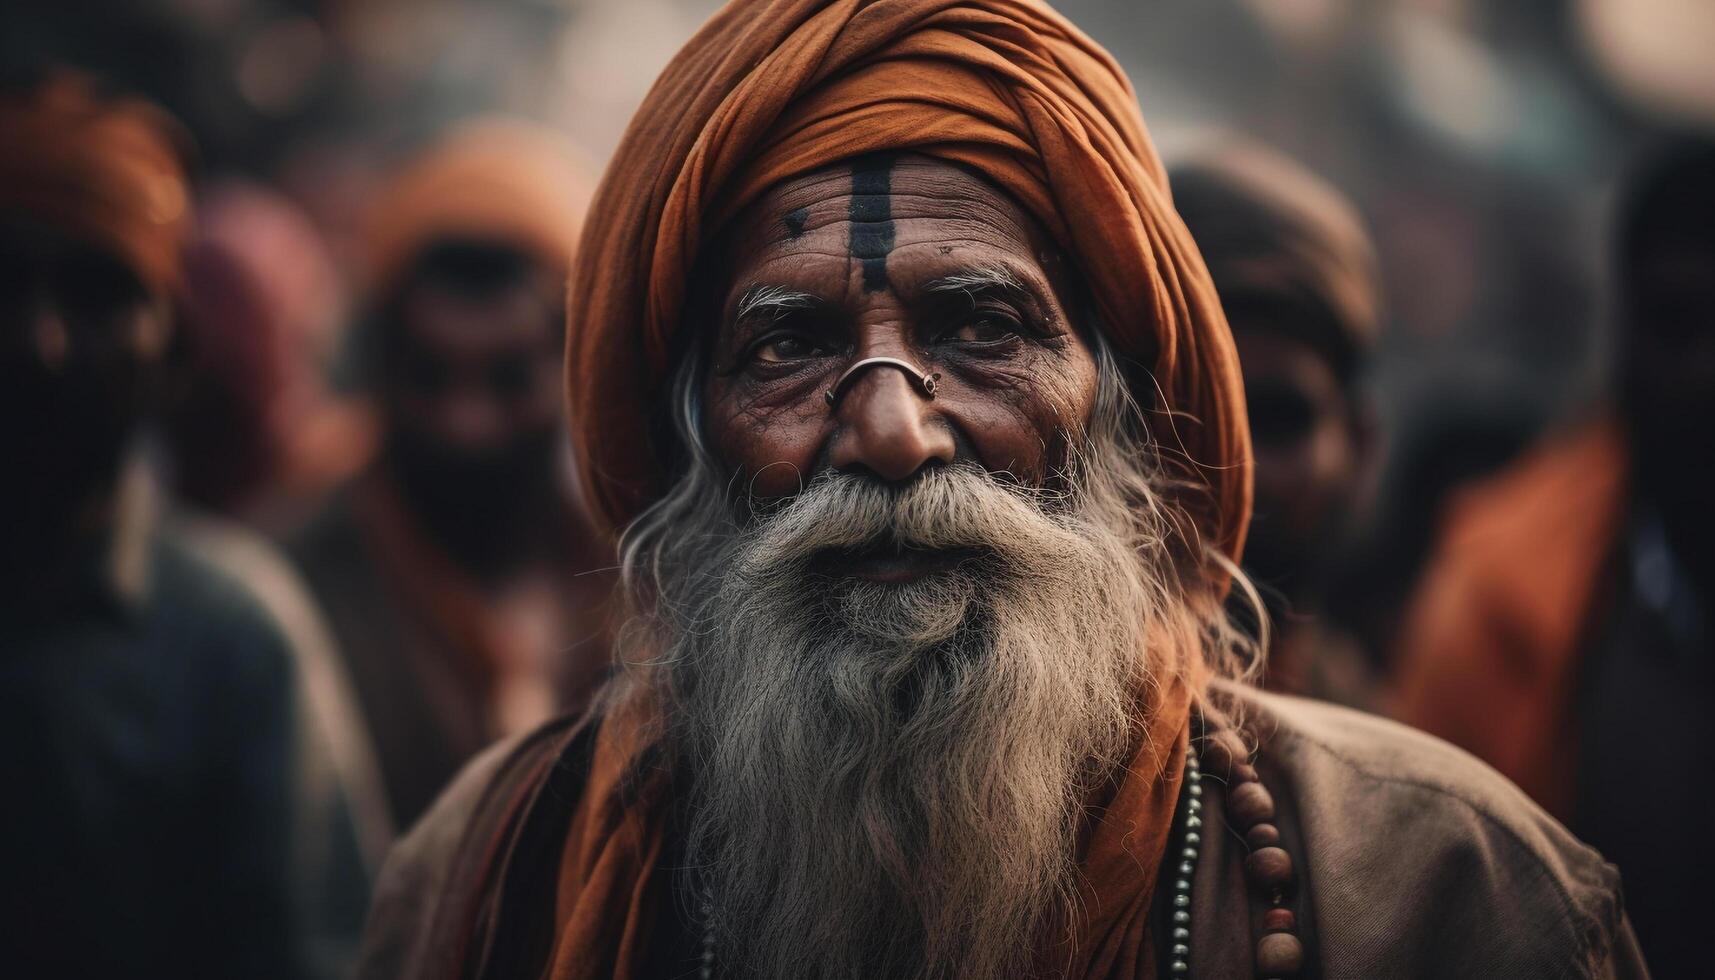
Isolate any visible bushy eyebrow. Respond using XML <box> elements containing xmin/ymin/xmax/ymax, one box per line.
<box><xmin>734</xmin><ymin>283</ymin><xmax>820</xmax><ymax>322</ymax></box>
<box><xmin>923</xmin><ymin>265</ymin><xmax>1031</xmax><ymax>300</ymax></box>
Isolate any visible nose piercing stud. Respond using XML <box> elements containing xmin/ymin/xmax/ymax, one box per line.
<box><xmin>824</xmin><ymin>356</ymin><xmax>941</xmax><ymax>408</ymax></box>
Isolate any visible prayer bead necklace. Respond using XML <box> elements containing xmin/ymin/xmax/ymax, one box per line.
<box><xmin>695</xmin><ymin>718</ymin><xmax>1306</xmax><ymax>979</ymax></box>
<box><xmin>1196</xmin><ymin>721</ymin><xmax>1307</xmax><ymax>979</ymax></box>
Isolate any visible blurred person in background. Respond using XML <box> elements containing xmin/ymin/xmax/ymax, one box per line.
<box><xmin>0</xmin><ymin>70</ymin><xmax>374</xmax><ymax>980</ymax></box>
<box><xmin>1171</xmin><ymin>141</ymin><xmax>1382</xmax><ymax>707</ymax></box>
<box><xmin>168</xmin><ymin>181</ymin><xmax>376</xmax><ymax>530</ymax></box>
<box><xmin>289</xmin><ymin>120</ymin><xmax>617</xmax><ymax>832</ymax></box>
<box><xmin>1392</xmin><ymin>135</ymin><xmax>1715</xmax><ymax>976</ymax></box>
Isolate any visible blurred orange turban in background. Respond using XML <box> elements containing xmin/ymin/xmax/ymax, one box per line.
<box><xmin>0</xmin><ymin>71</ymin><xmax>192</xmax><ymax>295</ymax></box>
<box><xmin>566</xmin><ymin>0</ymin><xmax>1252</xmax><ymax>567</ymax></box>
<box><xmin>363</xmin><ymin>119</ymin><xmax>593</xmax><ymax>297</ymax></box>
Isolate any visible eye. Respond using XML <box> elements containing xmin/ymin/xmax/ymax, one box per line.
<box><xmin>940</xmin><ymin>309</ymin><xmax>1024</xmax><ymax>345</ymax></box>
<box><xmin>750</xmin><ymin>331</ymin><xmax>828</xmax><ymax>363</ymax></box>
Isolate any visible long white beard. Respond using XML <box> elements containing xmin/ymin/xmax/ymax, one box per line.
<box><xmin>633</xmin><ymin>458</ymin><xmax>1184</xmax><ymax>980</ymax></box>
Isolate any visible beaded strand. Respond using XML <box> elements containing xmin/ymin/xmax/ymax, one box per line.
<box><xmin>1168</xmin><ymin>748</ymin><xmax>1202</xmax><ymax>976</ymax></box>
<box><xmin>1198</xmin><ymin>725</ymin><xmax>1305</xmax><ymax>979</ymax></box>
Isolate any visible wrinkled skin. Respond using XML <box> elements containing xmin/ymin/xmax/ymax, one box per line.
<box><xmin>702</xmin><ymin>156</ymin><xmax>1099</xmax><ymax>520</ymax></box>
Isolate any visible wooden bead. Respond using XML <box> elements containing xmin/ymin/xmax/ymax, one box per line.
<box><xmin>1255</xmin><ymin>932</ymin><xmax>1304</xmax><ymax>977</ymax></box>
<box><xmin>1201</xmin><ymin>728</ymin><xmax>1249</xmax><ymax>776</ymax></box>
<box><xmin>1262</xmin><ymin>908</ymin><xmax>1296</xmax><ymax>933</ymax></box>
<box><xmin>1245</xmin><ymin>823</ymin><xmax>1281</xmax><ymax>850</ymax></box>
<box><xmin>1227</xmin><ymin>781</ymin><xmax>1275</xmax><ymax>828</ymax></box>
<box><xmin>1244</xmin><ymin>846</ymin><xmax>1295</xmax><ymax>892</ymax></box>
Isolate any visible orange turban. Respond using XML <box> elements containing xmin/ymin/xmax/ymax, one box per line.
<box><xmin>364</xmin><ymin>119</ymin><xmax>593</xmax><ymax>297</ymax></box>
<box><xmin>0</xmin><ymin>72</ymin><xmax>191</xmax><ymax>294</ymax></box>
<box><xmin>566</xmin><ymin>0</ymin><xmax>1251</xmax><ymax>565</ymax></box>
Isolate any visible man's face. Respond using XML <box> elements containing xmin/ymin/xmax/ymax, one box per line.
<box><xmin>0</xmin><ymin>222</ymin><xmax>170</xmax><ymax>522</ymax></box>
<box><xmin>377</xmin><ymin>252</ymin><xmax>567</xmax><ymax>555</ymax></box>
<box><xmin>384</xmin><ymin>272</ymin><xmax>563</xmax><ymax>459</ymax></box>
<box><xmin>1233</xmin><ymin>324</ymin><xmax>1362</xmax><ymax>600</ymax></box>
<box><xmin>702</xmin><ymin>155</ymin><xmax>1099</xmax><ymax>560</ymax></box>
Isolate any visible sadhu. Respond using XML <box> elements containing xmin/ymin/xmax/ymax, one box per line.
<box><xmin>359</xmin><ymin>1</ymin><xmax>1647</xmax><ymax>978</ymax></box>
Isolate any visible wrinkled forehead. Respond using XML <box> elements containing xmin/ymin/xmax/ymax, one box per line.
<box><xmin>715</xmin><ymin>154</ymin><xmax>1078</xmax><ymax>307</ymax></box>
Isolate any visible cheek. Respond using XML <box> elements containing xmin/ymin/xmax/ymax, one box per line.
<box><xmin>956</xmin><ymin>342</ymin><xmax>1098</xmax><ymax>481</ymax></box>
<box><xmin>705</xmin><ymin>378</ymin><xmax>831</xmax><ymax>496</ymax></box>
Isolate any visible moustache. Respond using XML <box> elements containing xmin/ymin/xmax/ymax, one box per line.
<box><xmin>734</xmin><ymin>464</ymin><xmax>1096</xmax><ymax>584</ymax></box>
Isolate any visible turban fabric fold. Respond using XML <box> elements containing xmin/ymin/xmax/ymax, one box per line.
<box><xmin>566</xmin><ymin>0</ymin><xmax>1251</xmax><ymax>566</ymax></box>
<box><xmin>0</xmin><ymin>72</ymin><xmax>191</xmax><ymax>294</ymax></box>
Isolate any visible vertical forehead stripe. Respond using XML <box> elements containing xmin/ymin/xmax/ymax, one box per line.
<box><xmin>848</xmin><ymin>157</ymin><xmax>895</xmax><ymax>291</ymax></box>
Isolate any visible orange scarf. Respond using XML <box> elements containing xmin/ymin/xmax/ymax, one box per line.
<box><xmin>1392</xmin><ymin>418</ymin><xmax>1628</xmax><ymax>817</ymax></box>
<box><xmin>545</xmin><ymin>669</ymin><xmax>1197</xmax><ymax>980</ymax></box>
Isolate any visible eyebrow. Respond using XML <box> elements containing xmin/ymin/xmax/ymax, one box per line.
<box><xmin>734</xmin><ymin>283</ymin><xmax>820</xmax><ymax>321</ymax></box>
<box><xmin>923</xmin><ymin>265</ymin><xmax>1031</xmax><ymax>299</ymax></box>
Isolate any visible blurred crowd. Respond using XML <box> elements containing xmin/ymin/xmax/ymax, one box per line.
<box><xmin>0</xmin><ymin>1</ymin><xmax>1708</xmax><ymax>978</ymax></box>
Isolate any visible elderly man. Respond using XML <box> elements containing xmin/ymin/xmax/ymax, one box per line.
<box><xmin>361</xmin><ymin>2</ymin><xmax>1645</xmax><ymax>978</ymax></box>
<box><xmin>1170</xmin><ymin>143</ymin><xmax>1381</xmax><ymax>705</ymax></box>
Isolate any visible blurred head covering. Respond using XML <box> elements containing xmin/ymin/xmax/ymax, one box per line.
<box><xmin>170</xmin><ymin>181</ymin><xmax>376</xmax><ymax>519</ymax></box>
<box><xmin>0</xmin><ymin>71</ymin><xmax>191</xmax><ymax>294</ymax></box>
<box><xmin>1171</xmin><ymin>139</ymin><xmax>1380</xmax><ymax>384</ymax></box>
<box><xmin>566</xmin><ymin>0</ymin><xmax>1251</xmax><ymax>565</ymax></box>
<box><xmin>363</xmin><ymin>119</ymin><xmax>592</xmax><ymax>298</ymax></box>
<box><xmin>201</xmin><ymin>180</ymin><xmax>345</xmax><ymax>358</ymax></box>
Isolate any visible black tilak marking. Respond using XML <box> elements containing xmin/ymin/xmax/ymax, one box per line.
<box><xmin>783</xmin><ymin>207</ymin><xmax>808</xmax><ymax>239</ymax></box>
<box><xmin>848</xmin><ymin>156</ymin><xmax>895</xmax><ymax>291</ymax></box>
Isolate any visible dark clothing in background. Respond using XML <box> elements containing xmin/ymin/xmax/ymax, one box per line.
<box><xmin>0</xmin><ymin>524</ymin><xmax>301</xmax><ymax>979</ymax></box>
<box><xmin>1572</xmin><ymin>516</ymin><xmax>1713</xmax><ymax>980</ymax></box>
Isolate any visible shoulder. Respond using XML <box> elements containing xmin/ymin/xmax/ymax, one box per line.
<box><xmin>151</xmin><ymin>525</ymin><xmax>295</xmax><ymax>673</ymax></box>
<box><xmin>360</xmin><ymin>714</ymin><xmax>592</xmax><ymax>980</ymax></box>
<box><xmin>1224</xmin><ymin>683</ymin><xmax>1627</xmax><ymax>979</ymax></box>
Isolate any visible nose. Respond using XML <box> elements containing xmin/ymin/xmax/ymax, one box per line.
<box><xmin>827</xmin><ymin>364</ymin><xmax>955</xmax><ymax>482</ymax></box>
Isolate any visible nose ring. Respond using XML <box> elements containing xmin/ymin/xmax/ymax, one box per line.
<box><xmin>824</xmin><ymin>356</ymin><xmax>941</xmax><ymax>408</ymax></box>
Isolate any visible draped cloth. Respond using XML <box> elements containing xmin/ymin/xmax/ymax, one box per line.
<box><xmin>564</xmin><ymin>0</ymin><xmax>1251</xmax><ymax>565</ymax></box>
<box><xmin>544</xmin><ymin>670</ymin><xmax>1198</xmax><ymax>980</ymax></box>
<box><xmin>1391</xmin><ymin>418</ymin><xmax>1629</xmax><ymax>818</ymax></box>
